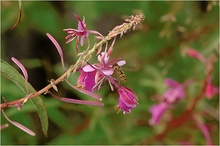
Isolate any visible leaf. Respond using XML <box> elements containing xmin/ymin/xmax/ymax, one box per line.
<box><xmin>1</xmin><ymin>59</ymin><xmax>48</xmax><ymax>137</ymax></box>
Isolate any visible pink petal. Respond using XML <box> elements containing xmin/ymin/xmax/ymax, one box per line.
<box><xmin>102</xmin><ymin>69</ymin><xmax>114</xmax><ymax>75</ymax></box>
<box><xmin>11</xmin><ymin>57</ymin><xmax>29</xmax><ymax>94</ymax></box>
<box><xmin>0</xmin><ymin>123</ymin><xmax>9</xmax><ymax>130</ymax></box>
<box><xmin>149</xmin><ymin>102</ymin><xmax>168</xmax><ymax>125</ymax></box>
<box><xmin>117</xmin><ymin>60</ymin><xmax>126</xmax><ymax>66</ymax></box>
<box><xmin>46</xmin><ymin>33</ymin><xmax>65</xmax><ymax>70</ymax></box>
<box><xmin>187</xmin><ymin>48</ymin><xmax>206</xmax><ymax>63</ymax></box>
<box><xmin>80</xmin><ymin>35</ymin><xmax>85</xmax><ymax>46</ymax></box>
<box><xmin>165</xmin><ymin>78</ymin><xmax>179</xmax><ymax>87</ymax></box>
<box><xmin>83</xmin><ymin>65</ymin><xmax>96</xmax><ymax>72</ymax></box>
<box><xmin>2</xmin><ymin>110</ymin><xmax>35</xmax><ymax>136</ymax></box>
<box><xmin>65</xmin><ymin>80</ymin><xmax>102</xmax><ymax>101</ymax></box>
<box><xmin>50</xmin><ymin>92</ymin><xmax>103</xmax><ymax>106</ymax></box>
<box><xmin>194</xmin><ymin>115</ymin><xmax>213</xmax><ymax>145</ymax></box>
<box><xmin>98</xmin><ymin>52</ymin><xmax>109</xmax><ymax>63</ymax></box>
<box><xmin>73</xmin><ymin>13</ymin><xmax>85</xmax><ymax>30</ymax></box>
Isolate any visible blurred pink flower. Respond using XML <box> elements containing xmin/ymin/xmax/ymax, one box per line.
<box><xmin>187</xmin><ymin>48</ymin><xmax>206</xmax><ymax>63</ymax></box>
<box><xmin>163</xmin><ymin>78</ymin><xmax>189</xmax><ymax>103</ymax></box>
<box><xmin>205</xmin><ymin>75</ymin><xmax>219</xmax><ymax>99</ymax></box>
<box><xmin>116</xmin><ymin>86</ymin><xmax>139</xmax><ymax>114</ymax></box>
<box><xmin>149</xmin><ymin>102</ymin><xmax>169</xmax><ymax>125</ymax></box>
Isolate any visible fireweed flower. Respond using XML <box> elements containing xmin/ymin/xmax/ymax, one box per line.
<box><xmin>77</xmin><ymin>52</ymin><xmax>126</xmax><ymax>91</ymax></box>
<box><xmin>77</xmin><ymin>67</ymin><xmax>97</xmax><ymax>92</ymax></box>
<box><xmin>115</xmin><ymin>86</ymin><xmax>139</xmax><ymax>114</ymax></box>
<box><xmin>149</xmin><ymin>102</ymin><xmax>169</xmax><ymax>125</ymax></box>
<box><xmin>163</xmin><ymin>78</ymin><xmax>190</xmax><ymax>103</ymax></box>
<box><xmin>64</xmin><ymin>13</ymin><xmax>102</xmax><ymax>52</ymax></box>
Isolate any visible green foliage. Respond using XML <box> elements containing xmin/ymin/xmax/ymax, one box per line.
<box><xmin>1</xmin><ymin>1</ymin><xmax>219</xmax><ymax>145</ymax></box>
<box><xmin>1</xmin><ymin>59</ymin><xmax>48</xmax><ymax>137</ymax></box>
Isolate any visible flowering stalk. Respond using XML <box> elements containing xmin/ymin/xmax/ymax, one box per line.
<box><xmin>0</xmin><ymin>12</ymin><xmax>145</xmax><ymax>110</ymax></box>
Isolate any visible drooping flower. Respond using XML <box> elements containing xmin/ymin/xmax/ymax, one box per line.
<box><xmin>163</xmin><ymin>78</ymin><xmax>189</xmax><ymax>103</ymax></box>
<box><xmin>149</xmin><ymin>102</ymin><xmax>169</xmax><ymax>125</ymax></box>
<box><xmin>115</xmin><ymin>86</ymin><xmax>138</xmax><ymax>114</ymax></box>
<box><xmin>77</xmin><ymin>67</ymin><xmax>97</xmax><ymax>92</ymax></box>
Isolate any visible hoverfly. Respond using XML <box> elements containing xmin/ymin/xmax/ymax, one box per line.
<box><xmin>112</xmin><ymin>63</ymin><xmax>127</xmax><ymax>83</ymax></box>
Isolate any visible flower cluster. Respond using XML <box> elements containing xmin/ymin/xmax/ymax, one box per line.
<box><xmin>187</xmin><ymin>48</ymin><xmax>219</xmax><ymax>99</ymax></box>
<box><xmin>2</xmin><ymin>12</ymin><xmax>144</xmax><ymax>136</ymax></box>
<box><xmin>76</xmin><ymin>43</ymin><xmax>138</xmax><ymax>114</ymax></box>
<box><xmin>58</xmin><ymin>13</ymin><xmax>140</xmax><ymax>114</ymax></box>
<box><xmin>149</xmin><ymin>78</ymin><xmax>190</xmax><ymax>125</ymax></box>
<box><xmin>148</xmin><ymin>48</ymin><xmax>218</xmax><ymax>144</ymax></box>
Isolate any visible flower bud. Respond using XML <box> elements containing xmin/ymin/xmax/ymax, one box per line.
<box><xmin>116</xmin><ymin>86</ymin><xmax>138</xmax><ymax>114</ymax></box>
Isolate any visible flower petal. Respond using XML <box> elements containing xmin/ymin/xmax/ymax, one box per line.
<box><xmin>102</xmin><ymin>69</ymin><xmax>114</xmax><ymax>75</ymax></box>
<box><xmin>2</xmin><ymin>110</ymin><xmax>35</xmax><ymax>136</ymax></box>
<box><xmin>98</xmin><ymin>52</ymin><xmax>109</xmax><ymax>63</ymax></box>
<box><xmin>165</xmin><ymin>78</ymin><xmax>179</xmax><ymax>87</ymax></box>
<box><xmin>149</xmin><ymin>102</ymin><xmax>168</xmax><ymax>125</ymax></box>
<box><xmin>83</xmin><ymin>65</ymin><xmax>96</xmax><ymax>72</ymax></box>
<box><xmin>46</xmin><ymin>33</ymin><xmax>65</xmax><ymax>70</ymax></box>
<box><xmin>50</xmin><ymin>92</ymin><xmax>103</xmax><ymax>106</ymax></box>
<box><xmin>11</xmin><ymin>57</ymin><xmax>29</xmax><ymax>94</ymax></box>
<box><xmin>117</xmin><ymin>60</ymin><xmax>126</xmax><ymax>66</ymax></box>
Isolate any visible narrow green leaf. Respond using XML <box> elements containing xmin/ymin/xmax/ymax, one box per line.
<box><xmin>1</xmin><ymin>59</ymin><xmax>48</xmax><ymax>137</ymax></box>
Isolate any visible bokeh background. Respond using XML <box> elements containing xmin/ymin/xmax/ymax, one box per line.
<box><xmin>1</xmin><ymin>1</ymin><xmax>219</xmax><ymax>145</ymax></box>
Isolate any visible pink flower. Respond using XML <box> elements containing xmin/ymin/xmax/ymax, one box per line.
<box><xmin>163</xmin><ymin>78</ymin><xmax>189</xmax><ymax>103</ymax></box>
<box><xmin>115</xmin><ymin>86</ymin><xmax>138</xmax><ymax>114</ymax></box>
<box><xmin>149</xmin><ymin>102</ymin><xmax>169</xmax><ymax>125</ymax></box>
<box><xmin>187</xmin><ymin>48</ymin><xmax>206</xmax><ymax>63</ymax></box>
<box><xmin>77</xmin><ymin>52</ymin><xmax>126</xmax><ymax>91</ymax></box>
<box><xmin>205</xmin><ymin>75</ymin><xmax>219</xmax><ymax>99</ymax></box>
<box><xmin>77</xmin><ymin>68</ymin><xmax>97</xmax><ymax>92</ymax></box>
<box><xmin>64</xmin><ymin>13</ymin><xmax>103</xmax><ymax>52</ymax></box>
<box><xmin>64</xmin><ymin>13</ymin><xmax>89</xmax><ymax>52</ymax></box>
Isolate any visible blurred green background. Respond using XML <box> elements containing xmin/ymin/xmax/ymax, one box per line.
<box><xmin>1</xmin><ymin>1</ymin><xmax>219</xmax><ymax>145</ymax></box>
